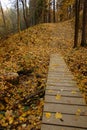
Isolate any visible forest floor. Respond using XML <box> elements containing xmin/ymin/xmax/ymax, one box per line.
<box><xmin>0</xmin><ymin>21</ymin><xmax>87</xmax><ymax>130</ymax></box>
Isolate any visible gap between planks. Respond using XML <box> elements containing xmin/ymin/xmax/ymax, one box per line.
<box><xmin>41</xmin><ymin>54</ymin><xmax>87</xmax><ymax>130</ymax></box>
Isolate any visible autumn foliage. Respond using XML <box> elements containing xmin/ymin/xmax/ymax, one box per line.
<box><xmin>0</xmin><ymin>21</ymin><xmax>87</xmax><ymax>129</ymax></box>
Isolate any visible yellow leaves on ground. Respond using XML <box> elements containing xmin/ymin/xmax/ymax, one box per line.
<box><xmin>1</xmin><ymin>122</ymin><xmax>8</xmax><ymax>127</ymax></box>
<box><xmin>0</xmin><ymin>103</ymin><xmax>5</xmax><ymax>110</ymax></box>
<box><xmin>55</xmin><ymin>112</ymin><xmax>63</xmax><ymax>119</ymax></box>
<box><xmin>0</xmin><ymin>110</ymin><xmax>14</xmax><ymax>125</ymax></box>
<box><xmin>19</xmin><ymin>116</ymin><xmax>25</xmax><ymax>121</ymax></box>
<box><xmin>45</xmin><ymin>109</ymin><xmax>83</xmax><ymax>121</ymax></box>
<box><xmin>75</xmin><ymin>109</ymin><xmax>82</xmax><ymax>121</ymax></box>
<box><xmin>8</xmin><ymin>117</ymin><xmax>14</xmax><ymax>124</ymax></box>
<box><xmin>0</xmin><ymin>114</ymin><xmax>3</xmax><ymax>119</ymax></box>
<box><xmin>56</xmin><ymin>94</ymin><xmax>61</xmax><ymax>100</ymax></box>
<box><xmin>52</xmin><ymin>64</ymin><xmax>59</xmax><ymax>67</ymax></box>
<box><xmin>48</xmin><ymin>89</ymin><xmax>54</xmax><ymax>93</ymax></box>
<box><xmin>45</xmin><ymin>112</ymin><xmax>51</xmax><ymax>119</ymax></box>
<box><xmin>5</xmin><ymin>110</ymin><xmax>13</xmax><ymax>118</ymax></box>
<box><xmin>71</xmin><ymin>90</ymin><xmax>77</xmax><ymax>94</ymax></box>
<box><xmin>76</xmin><ymin>109</ymin><xmax>81</xmax><ymax>116</ymax></box>
<box><xmin>66</xmin><ymin>48</ymin><xmax>87</xmax><ymax>103</ymax></box>
<box><xmin>0</xmin><ymin>20</ymin><xmax>87</xmax><ymax>129</ymax></box>
<box><xmin>45</xmin><ymin>112</ymin><xmax>63</xmax><ymax>120</ymax></box>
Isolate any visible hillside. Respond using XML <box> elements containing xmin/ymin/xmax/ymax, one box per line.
<box><xmin>0</xmin><ymin>21</ymin><xmax>87</xmax><ymax>130</ymax></box>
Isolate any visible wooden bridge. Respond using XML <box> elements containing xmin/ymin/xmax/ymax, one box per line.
<box><xmin>41</xmin><ymin>54</ymin><xmax>87</xmax><ymax>130</ymax></box>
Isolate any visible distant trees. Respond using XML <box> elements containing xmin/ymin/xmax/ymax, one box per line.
<box><xmin>57</xmin><ymin>0</ymin><xmax>75</xmax><ymax>21</ymax></box>
<box><xmin>29</xmin><ymin>0</ymin><xmax>48</xmax><ymax>25</ymax></box>
<box><xmin>29</xmin><ymin>0</ymin><xmax>76</xmax><ymax>25</ymax></box>
<box><xmin>0</xmin><ymin>0</ymin><xmax>86</xmax><ymax>45</ymax></box>
<box><xmin>0</xmin><ymin>0</ymin><xmax>77</xmax><ymax>35</ymax></box>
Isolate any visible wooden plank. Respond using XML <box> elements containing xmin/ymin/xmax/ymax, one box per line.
<box><xmin>47</xmin><ymin>82</ymin><xmax>77</xmax><ymax>87</ymax></box>
<box><xmin>49</xmin><ymin>70</ymin><xmax>71</xmax><ymax>73</ymax></box>
<box><xmin>46</xmin><ymin>89</ymin><xmax>82</xmax><ymax>97</ymax></box>
<box><xmin>41</xmin><ymin>54</ymin><xmax>87</xmax><ymax>130</ymax></box>
<box><xmin>47</xmin><ymin>78</ymin><xmax>76</xmax><ymax>81</ymax></box>
<box><xmin>45</xmin><ymin>95</ymin><xmax>86</xmax><ymax>105</ymax></box>
<box><xmin>49</xmin><ymin>69</ymin><xmax>70</xmax><ymax>71</ymax></box>
<box><xmin>41</xmin><ymin>124</ymin><xmax>87</xmax><ymax>130</ymax></box>
<box><xmin>47</xmin><ymin>81</ymin><xmax>76</xmax><ymax>85</ymax></box>
<box><xmin>42</xmin><ymin>113</ymin><xmax>87</xmax><ymax>128</ymax></box>
<box><xmin>49</xmin><ymin>68</ymin><xmax>68</xmax><ymax>70</ymax></box>
<box><xmin>46</xmin><ymin>86</ymin><xmax>79</xmax><ymax>91</ymax></box>
<box><xmin>43</xmin><ymin>103</ymin><xmax>87</xmax><ymax>115</ymax></box>
<box><xmin>49</xmin><ymin>66</ymin><xmax>68</xmax><ymax>68</ymax></box>
<box><xmin>47</xmin><ymin>79</ymin><xmax>76</xmax><ymax>83</ymax></box>
<box><xmin>48</xmin><ymin>72</ymin><xmax>73</xmax><ymax>75</ymax></box>
<box><xmin>48</xmin><ymin>75</ymin><xmax>74</xmax><ymax>79</ymax></box>
<box><xmin>47</xmin><ymin>76</ymin><xmax>75</xmax><ymax>80</ymax></box>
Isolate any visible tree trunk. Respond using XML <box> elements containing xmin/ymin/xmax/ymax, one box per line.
<box><xmin>0</xmin><ymin>1</ymin><xmax>6</xmax><ymax>29</ymax></box>
<box><xmin>17</xmin><ymin>0</ymin><xmax>20</xmax><ymax>33</ymax></box>
<box><xmin>48</xmin><ymin>0</ymin><xmax>51</xmax><ymax>22</ymax></box>
<box><xmin>81</xmin><ymin>0</ymin><xmax>87</xmax><ymax>46</ymax></box>
<box><xmin>73</xmin><ymin>0</ymin><xmax>80</xmax><ymax>48</ymax></box>
<box><xmin>21</xmin><ymin>0</ymin><xmax>28</xmax><ymax>28</ymax></box>
<box><xmin>25</xmin><ymin>0</ymin><xmax>27</xmax><ymax>17</ymax></box>
<box><xmin>53</xmin><ymin>0</ymin><xmax>55</xmax><ymax>23</ymax></box>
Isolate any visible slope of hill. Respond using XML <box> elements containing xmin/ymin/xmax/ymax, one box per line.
<box><xmin>0</xmin><ymin>21</ymin><xmax>87</xmax><ymax>129</ymax></box>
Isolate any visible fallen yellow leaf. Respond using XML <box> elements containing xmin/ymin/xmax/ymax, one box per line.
<box><xmin>21</xmin><ymin>113</ymin><xmax>27</xmax><ymax>117</ymax></box>
<box><xmin>48</xmin><ymin>90</ymin><xmax>54</xmax><ymax>93</ymax></box>
<box><xmin>0</xmin><ymin>103</ymin><xmax>5</xmax><ymax>110</ymax></box>
<box><xmin>45</xmin><ymin>112</ymin><xmax>51</xmax><ymax>119</ymax></box>
<box><xmin>55</xmin><ymin>112</ymin><xmax>63</xmax><ymax>119</ymax></box>
<box><xmin>71</xmin><ymin>91</ymin><xmax>77</xmax><ymax>94</ymax></box>
<box><xmin>2</xmin><ymin>122</ymin><xmax>8</xmax><ymax>127</ymax></box>
<box><xmin>77</xmin><ymin>109</ymin><xmax>81</xmax><ymax>113</ymax></box>
<box><xmin>19</xmin><ymin>116</ymin><xmax>25</xmax><ymax>121</ymax></box>
<box><xmin>0</xmin><ymin>114</ymin><xmax>3</xmax><ymax>119</ymax></box>
<box><xmin>76</xmin><ymin>109</ymin><xmax>81</xmax><ymax>116</ymax></box>
<box><xmin>52</xmin><ymin>64</ymin><xmax>59</xmax><ymax>66</ymax></box>
<box><xmin>56</xmin><ymin>94</ymin><xmax>61</xmax><ymax>100</ymax></box>
<box><xmin>9</xmin><ymin>117</ymin><xmax>14</xmax><ymax>124</ymax></box>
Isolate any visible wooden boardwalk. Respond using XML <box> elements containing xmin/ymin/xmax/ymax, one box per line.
<box><xmin>41</xmin><ymin>54</ymin><xmax>87</xmax><ymax>130</ymax></box>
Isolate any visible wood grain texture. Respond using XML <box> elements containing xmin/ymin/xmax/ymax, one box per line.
<box><xmin>41</xmin><ymin>54</ymin><xmax>87</xmax><ymax>130</ymax></box>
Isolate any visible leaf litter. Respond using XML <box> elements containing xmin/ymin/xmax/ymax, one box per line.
<box><xmin>0</xmin><ymin>21</ymin><xmax>87</xmax><ymax>129</ymax></box>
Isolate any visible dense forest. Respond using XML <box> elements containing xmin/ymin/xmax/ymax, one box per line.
<box><xmin>0</xmin><ymin>0</ymin><xmax>87</xmax><ymax>130</ymax></box>
<box><xmin>0</xmin><ymin>0</ymin><xmax>87</xmax><ymax>46</ymax></box>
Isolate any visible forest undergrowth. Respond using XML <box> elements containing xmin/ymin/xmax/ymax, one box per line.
<box><xmin>0</xmin><ymin>21</ymin><xmax>87</xmax><ymax>130</ymax></box>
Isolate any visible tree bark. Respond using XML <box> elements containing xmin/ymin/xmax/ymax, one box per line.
<box><xmin>53</xmin><ymin>0</ymin><xmax>56</xmax><ymax>23</ymax></box>
<box><xmin>73</xmin><ymin>0</ymin><xmax>80</xmax><ymax>48</ymax></box>
<box><xmin>17</xmin><ymin>0</ymin><xmax>20</xmax><ymax>33</ymax></box>
<box><xmin>81</xmin><ymin>0</ymin><xmax>87</xmax><ymax>46</ymax></box>
<box><xmin>48</xmin><ymin>0</ymin><xmax>51</xmax><ymax>22</ymax></box>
